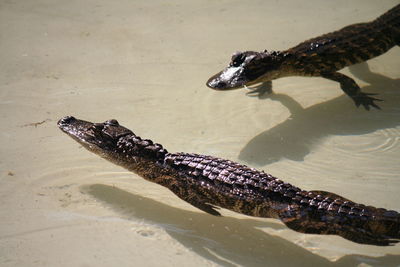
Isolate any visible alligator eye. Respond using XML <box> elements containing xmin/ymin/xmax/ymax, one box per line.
<box><xmin>105</xmin><ymin>119</ymin><xmax>119</xmax><ymax>126</ymax></box>
<box><xmin>231</xmin><ymin>52</ymin><xmax>246</xmax><ymax>67</ymax></box>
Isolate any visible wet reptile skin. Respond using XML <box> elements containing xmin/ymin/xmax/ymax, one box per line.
<box><xmin>207</xmin><ymin>4</ymin><xmax>400</xmax><ymax>110</ymax></box>
<box><xmin>58</xmin><ymin>116</ymin><xmax>400</xmax><ymax>246</ymax></box>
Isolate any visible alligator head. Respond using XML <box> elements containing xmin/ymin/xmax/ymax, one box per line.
<box><xmin>58</xmin><ymin>116</ymin><xmax>168</xmax><ymax>179</ymax></box>
<box><xmin>206</xmin><ymin>50</ymin><xmax>284</xmax><ymax>90</ymax></box>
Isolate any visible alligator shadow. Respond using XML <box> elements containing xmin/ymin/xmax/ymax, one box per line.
<box><xmin>84</xmin><ymin>184</ymin><xmax>400</xmax><ymax>267</ymax></box>
<box><xmin>240</xmin><ymin>62</ymin><xmax>400</xmax><ymax>166</ymax></box>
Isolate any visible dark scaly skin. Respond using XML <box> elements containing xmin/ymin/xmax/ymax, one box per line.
<box><xmin>58</xmin><ymin>116</ymin><xmax>400</xmax><ymax>246</ymax></box>
<box><xmin>207</xmin><ymin>4</ymin><xmax>400</xmax><ymax>110</ymax></box>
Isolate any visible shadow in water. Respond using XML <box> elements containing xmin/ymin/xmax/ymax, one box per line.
<box><xmin>84</xmin><ymin>184</ymin><xmax>400</xmax><ymax>267</ymax></box>
<box><xmin>239</xmin><ymin>63</ymin><xmax>400</xmax><ymax>166</ymax></box>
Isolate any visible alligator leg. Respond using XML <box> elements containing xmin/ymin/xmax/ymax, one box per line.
<box><xmin>175</xmin><ymin>193</ymin><xmax>221</xmax><ymax>216</ymax></box>
<box><xmin>321</xmin><ymin>72</ymin><xmax>382</xmax><ymax>110</ymax></box>
<box><xmin>167</xmin><ymin>180</ymin><xmax>222</xmax><ymax>216</ymax></box>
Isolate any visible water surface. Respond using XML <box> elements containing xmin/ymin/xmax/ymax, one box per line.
<box><xmin>1</xmin><ymin>0</ymin><xmax>399</xmax><ymax>266</ymax></box>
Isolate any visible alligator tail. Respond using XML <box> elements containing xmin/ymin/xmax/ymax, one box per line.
<box><xmin>278</xmin><ymin>191</ymin><xmax>400</xmax><ymax>246</ymax></box>
<box><xmin>374</xmin><ymin>4</ymin><xmax>400</xmax><ymax>45</ymax></box>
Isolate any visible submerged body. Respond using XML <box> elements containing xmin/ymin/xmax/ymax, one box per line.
<box><xmin>207</xmin><ymin>4</ymin><xmax>400</xmax><ymax>110</ymax></box>
<box><xmin>58</xmin><ymin>116</ymin><xmax>400</xmax><ymax>246</ymax></box>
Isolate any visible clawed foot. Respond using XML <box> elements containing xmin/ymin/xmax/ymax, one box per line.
<box><xmin>353</xmin><ymin>93</ymin><xmax>382</xmax><ymax>110</ymax></box>
<box><xmin>245</xmin><ymin>81</ymin><xmax>273</xmax><ymax>99</ymax></box>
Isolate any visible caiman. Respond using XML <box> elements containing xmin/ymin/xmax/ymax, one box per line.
<box><xmin>58</xmin><ymin>116</ymin><xmax>400</xmax><ymax>246</ymax></box>
<box><xmin>207</xmin><ymin>4</ymin><xmax>400</xmax><ymax>110</ymax></box>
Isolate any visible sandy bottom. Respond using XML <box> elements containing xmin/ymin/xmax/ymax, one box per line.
<box><xmin>1</xmin><ymin>0</ymin><xmax>400</xmax><ymax>266</ymax></box>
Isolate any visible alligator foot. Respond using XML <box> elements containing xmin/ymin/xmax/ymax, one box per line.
<box><xmin>321</xmin><ymin>72</ymin><xmax>382</xmax><ymax>110</ymax></box>
<box><xmin>246</xmin><ymin>81</ymin><xmax>273</xmax><ymax>99</ymax></box>
<box><xmin>353</xmin><ymin>92</ymin><xmax>382</xmax><ymax>110</ymax></box>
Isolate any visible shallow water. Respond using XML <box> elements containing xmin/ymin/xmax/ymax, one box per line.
<box><xmin>1</xmin><ymin>0</ymin><xmax>400</xmax><ymax>266</ymax></box>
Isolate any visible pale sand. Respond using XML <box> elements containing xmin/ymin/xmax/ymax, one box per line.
<box><xmin>1</xmin><ymin>0</ymin><xmax>400</xmax><ymax>266</ymax></box>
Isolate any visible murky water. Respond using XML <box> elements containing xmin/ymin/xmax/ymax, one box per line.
<box><xmin>1</xmin><ymin>0</ymin><xmax>400</xmax><ymax>266</ymax></box>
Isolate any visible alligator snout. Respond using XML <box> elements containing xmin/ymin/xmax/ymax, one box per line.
<box><xmin>206</xmin><ymin>65</ymin><xmax>248</xmax><ymax>90</ymax></box>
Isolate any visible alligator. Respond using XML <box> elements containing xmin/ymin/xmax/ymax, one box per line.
<box><xmin>58</xmin><ymin>116</ymin><xmax>400</xmax><ymax>246</ymax></box>
<box><xmin>207</xmin><ymin>4</ymin><xmax>400</xmax><ymax>110</ymax></box>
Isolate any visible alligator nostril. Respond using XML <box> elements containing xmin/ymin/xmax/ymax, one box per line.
<box><xmin>58</xmin><ymin>116</ymin><xmax>76</xmax><ymax>125</ymax></box>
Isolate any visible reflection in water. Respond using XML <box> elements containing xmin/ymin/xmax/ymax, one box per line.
<box><xmin>85</xmin><ymin>184</ymin><xmax>400</xmax><ymax>267</ymax></box>
<box><xmin>239</xmin><ymin>63</ymin><xmax>400</xmax><ymax>166</ymax></box>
